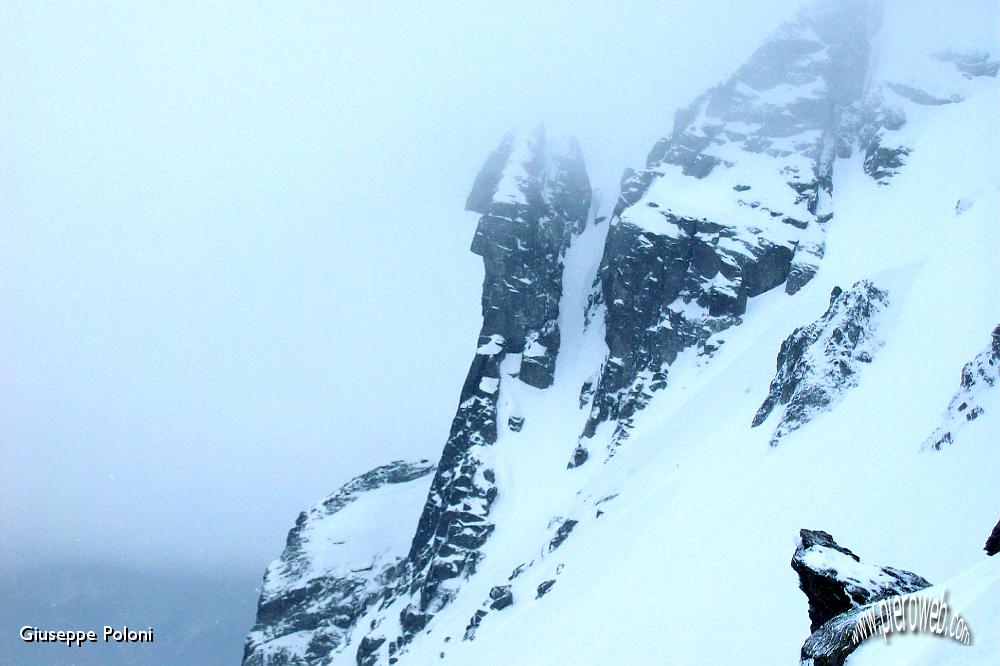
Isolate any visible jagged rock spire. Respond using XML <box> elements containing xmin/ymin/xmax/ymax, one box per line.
<box><xmin>356</xmin><ymin>127</ymin><xmax>591</xmax><ymax>665</ymax></box>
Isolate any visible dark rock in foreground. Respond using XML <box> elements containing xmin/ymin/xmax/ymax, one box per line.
<box><xmin>792</xmin><ymin>529</ymin><xmax>930</xmax><ymax>666</ymax></box>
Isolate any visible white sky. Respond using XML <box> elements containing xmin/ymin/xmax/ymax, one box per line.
<box><xmin>0</xmin><ymin>0</ymin><xmax>806</xmax><ymax>576</ymax></box>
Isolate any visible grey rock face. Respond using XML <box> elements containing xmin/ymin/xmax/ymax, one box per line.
<box><xmin>923</xmin><ymin>325</ymin><xmax>999</xmax><ymax>451</ymax></box>
<box><xmin>792</xmin><ymin>529</ymin><xmax>930</xmax><ymax>666</ymax></box>
<box><xmin>575</xmin><ymin>0</ymin><xmax>877</xmax><ymax>462</ymax></box>
<box><xmin>242</xmin><ymin>461</ymin><xmax>435</xmax><ymax>666</ymax></box>
<box><xmin>752</xmin><ymin>280</ymin><xmax>888</xmax><ymax>446</ymax></box>
<box><xmin>465</xmin><ymin>125</ymin><xmax>592</xmax><ymax>391</ymax></box>
<box><xmin>459</xmin><ymin>584</ymin><xmax>515</xmax><ymax>642</ymax></box>
<box><xmin>457</xmin><ymin>514</ymin><xmax>580</xmax><ymax>643</ymax></box>
<box><xmin>535</xmin><ymin>580</ymin><xmax>556</xmax><ymax>598</ymax></box>
<box><xmin>855</xmin><ymin>102</ymin><xmax>908</xmax><ymax>183</ymax></box>
<box><xmin>354</xmin><ymin>127</ymin><xmax>591</xmax><ymax>665</ymax></box>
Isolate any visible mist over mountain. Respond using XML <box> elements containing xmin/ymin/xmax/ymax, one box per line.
<box><xmin>3</xmin><ymin>1</ymin><xmax>996</xmax><ymax>665</ymax></box>
<box><xmin>243</xmin><ymin>1</ymin><xmax>999</xmax><ymax>665</ymax></box>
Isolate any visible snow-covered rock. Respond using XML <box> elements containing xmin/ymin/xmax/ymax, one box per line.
<box><xmin>465</xmin><ymin>125</ymin><xmax>591</xmax><ymax>389</ymax></box>
<box><xmin>848</xmin><ymin>559</ymin><xmax>1000</xmax><ymax>666</ymax></box>
<box><xmin>792</xmin><ymin>529</ymin><xmax>930</xmax><ymax>631</ymax></box>
<box><xmin>753</xmin><ymin>280</ymin><xmax>889</xmax><ymax>446</ymax></box>
<box><xmin>350</xmin><ymin>127</ymin><xmax>592</xmax><ymax>665</ymax></box>
<box><xmin>922</xmin><ymin>325</ymin><xmax>999</xmax><ymax>451</ymax></box>
<box><xmin>853</xmin><ymin>32</ymin><xmax>999</xmax><ymax>185</ymax></box>
<box><xmin>574</xmin><ymin>0</ymin><xmax>878</xmax><ymax>462</ymax></box>
<box><xmin>242</xmin><ymin>461</ymin><xmax>435</xmax><ymax>666</ymax></box>
<box><xmin>792</xmin><ymin>529</ymin><xmax>930</xmax><ymax>666</ymax></box>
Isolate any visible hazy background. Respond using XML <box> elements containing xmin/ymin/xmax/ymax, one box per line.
<box><xmin>1</xmin><ymin>1</ymin><xmax>803</xmax><ymax>662</ymax></box>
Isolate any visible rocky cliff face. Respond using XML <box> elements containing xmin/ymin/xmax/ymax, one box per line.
<box><xmin>923</xmin><ymin>325</ymin><xmax>999</xmax><ymax>451</ymax></box>
<box><xmin>351</xmin><ymin>126</ymin><xmax>592</xmax><ymax>666</ymax></box>
<box><xmin>243</xmin><ymin>127</ymin><xmax>590</xmax><ymax>666</ymax></box>
<box><xmin>753</xmin><ymin>280</ymin><xmax>889</xmax><ymax>446</ymax></box>
<box><xmin>792</xmin><ymin>529</ymin><xmax>930</xmax><ymax>666</ymax></box>
<box><xmin>573</xmin><ymin>0</ymin><xmax>878</xmax><ymax>462</ymax></box>
<box><xmin>243</xmin><ymin>461</ymin><xmax>435</xmax><ymax>666</ymax></box>
<box><xmin>464</xmin><ymin>126</ymin><xmax>592</xmax><ymax>390</ymax></box>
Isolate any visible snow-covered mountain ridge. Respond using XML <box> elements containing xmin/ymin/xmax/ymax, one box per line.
<box><xmin>245</xmin><ymin>1</ymin><xmax>998</xmax><ymax>664</ymax></box>
<box><xmin>243</xmin><ymin>461</ymin><xmax>436</xmax><ymax>665</ymax></box>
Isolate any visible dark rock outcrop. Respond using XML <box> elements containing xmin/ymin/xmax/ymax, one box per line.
<box><xmin>488</xmin><ymin>585</ymin><xmax>513</xmax><ymax>611</ymax></box>
<box><xmin>462</xmin><ymin>609</ymin><xmax>487</xmax><ymax>641</ymax></box>
<box><xmin>547</xmin><ymin>519</ymin><xmax>578</xmax><ymax>552</ymax></box>
<box><xmin>574</xmin><ymin>0</ymin><xmax>878</xmax><ymax>462</ymax></box>
<box><xmin>792</xmin><ymin>529</ymin><xmax>930</xmax><ymax>631</ymax></box>
<box><xmin>355</xmin><ymin>127</ymin><xmax>591</xmax><ymax>665</ymax></box>
<box><xmin>923</xmin><ymin>324</ymin><xmax>999</xmax><ymax>450</ymax></box>
<box><xmin>463</xmin><ymin>126</ymin><xmax>591</xmax><ymax>390</ymax></box>
<box><xmin>242</xmin><ymin>461</ymin><xmax>435</xmax><ymax>666</ymax></box>
<box><xmin>753</xmin><ymin>280</ymin><xmax>888</xmax><ymax>446</ymax></box>
<box><xmin>459</xmin><ymin>584</ymin><xmax>516</xmax><ymax>643</ymax></box>
<box><xmin>793</xmin><ymin>529</ymin><xmax>931</xmax><ymax>666</ymax></box>
<box><xmin>986</xmin><ymin>518</ymin><xmax>1000</xmax><ymax>556</ymax></box>
<box><xmin>536</xmin><ymin>580</ymin><xmax>556</xmax><ymax>598</ymax></box>
<box><xmin>856</xmin><ymin>101</ymin><xmax>908</xmax><ymax>183</ymax></box>
<box><xmin>800</xmin><ymin>604</ymin><xmax>882</xmax><ymax>666</ymax></box>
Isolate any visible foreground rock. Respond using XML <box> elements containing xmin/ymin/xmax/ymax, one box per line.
<box><xmin>986</xmin><ymin>518</ymin><xmax>1000</xmax><ymax>557</ymax></box>
<box><xmin>792</xmin><ymin>529</ymin><xmax>930</xmax><ymax>666</ymax></box>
